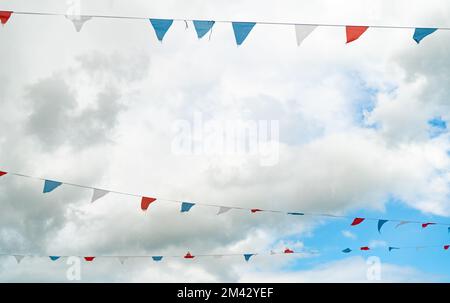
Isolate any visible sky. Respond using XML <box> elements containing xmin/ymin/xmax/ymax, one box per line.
<box><xmin>0</xmin><ymin>0</ymin><xmax>450</xmax><ymax>282</ymax></box>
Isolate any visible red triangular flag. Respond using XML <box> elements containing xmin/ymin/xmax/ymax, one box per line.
<box><xmin>346</xmin><ymin>26</ymin><xmax>369</xmax><ymax>43</ymax></box>
<box><xmin>284</xmin><ymin>248</ymin><xmax>294</xmax><ymax>254</ymax></box>
<box><xmin>360</xmin><ymin>246</ymin><xmax>370</xmax><ymax>251</ymax></box>
<box><xmin>84</xmin><ymin>257</ymin><xmax>95</xmax><ymax>262</ymax></box>
<box><xmin>251</xmin><ymin>209</ymin><xmax>262</xmax><ymax>213</ymax></box>
<box><xmin>351</xmin><ymin>217</ymin><xmax>365</xmax><ymax>226</ymax></box>
<box><xmin>0</xmin><ymin>171</ymin><xmax>7</xmax><ymax>177</ymax></box>
<box><xmin>0</xmin><ymin>11</ymin><xmax>12</xmax><ymax>25</ymax></box>
<box><xmin>184</xmin><ymin>252</ymin><xmax>195</xmax><ymax>259</ymax></box>
<box><xmin>422</xmin><ymin>222</ymin><xmax>436</xmax><ymax>228</ymax></box>
<box><xmin>444</xmin><ymin>245</ymin><xmax>449</xmax><ymax>250</ymax></box>
<box><xmin>141</xmin><ymin>197</ymin><xmax>157</xmax><ymax>211</ymax></box>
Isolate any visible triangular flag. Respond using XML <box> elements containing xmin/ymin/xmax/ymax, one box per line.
<box><xmin>152</xmin><ymin>256</ymin><xmax>163</xmax><ymax>261</ymax></box>
<box><xmin>342</xmin><ymin>248</ymin><xmax>352</xmax><ymax>253</ymax></box>
<box><xmin>150</xmin><ymin>19</ymin><xmax>173</xmax><ymax>41</ymax></box>
<box><xmin>141</xmin><ymin>197</ymin><xmax>157</xmax><ymax>211</ymax></box>
<box><xmin>287</xmin><ymin>212</ymin><xmax>304</xmax><ymax>216</ymax></box>
<box><xmin>14</xmin><ymin>255</ymin><xmax>24</xmax><ymax>264</ymax></box>
<box><xmin>351</xmin><ymin>217</ymin><xmax>365</xmax><ymax>226</ymax></box>
<box><xmin>118</xmin><ymin>257</ymin><xmax>128</xmax><ymax>265</ymax></box>
<box><xmin>244</xmin><ymin>254</ymin><xmax>254</xmax><ymax>262</ymax></box>
<box><xmin>284</xmin><ymin>248</ymin><xmax>294</xmax><ymax>254</ymax></box>
<box><xmin>377</xmin><ymin>219</ymin><xmax>389</xmax><ymax>233</ymax></box>
<box><xmin>389</xmin><ymin>247</ymin><xmax>400</xmax><ymax>252</ymax></box>
<box><xmin>184</xmin><ymin>252</ymin><xmax>195</xmax><ymax>259</ymax></box>
<box><xmin>422</xmin><ymin>222</ymin><xmax>436</xmax><ymax>228</ymax></box>
<box><xmin>232</xmin><ymin>22</ymin><xmax>256</xmax><ymax>45</ymax></box>
<box><xmin>66</xmin><ymin>15</ymin><xmax>92</xmax><ymax>32</ymax></box>
<box><xmin>444</xmin><ymin>245</ymin><xmax>449</xmax><ymax>250</ymax></box>
<box><xmin>84</xmin><ymin>257</ymin><xmax>95</xmax><ymax>262</ymax></box>
<box><xmin>43</xmin><ymin>180</ymin><xmax>63</xmax><ymax>193</ymax></box>
<box><xmin>360</xmin><ymin>246</ymin><xmax>370</xmax><ymax>251</ymax></box>
<box><xmin>49</xmin><ymin>256</ymin><xmax>60</xmax><ymax>261</ymax></box>
<box><xmin>193</xmin><ymin>20</ymin><xmax>215</xmax><ymax>39</ymax></box>
<box><xmin>295</xmin><ymin>25</ymin><xmax>317</xmax><ymax>46</ymax></box>
<box><xmin>413</xmin><ymin>28</ymin><xmax>438</xmax><ymax>44</ymax></box>
<box><xmin>346</xmin><ymin>26</ymin><xmax>369</xmax><ymax>44</ymax></box>
<box><xmin>217</xmin><ymin>206</ymin><xmax>232</xmax><ymax>215</ymax></box>
<box><xmin>0</xmin><ymin>171</ymin><xmax>7</xmax><ymax>177</ymax></box>
<box><xmin>181</xmin><ymin>202</ymin><xmax>195</xmax><ymax>212</ymax></box>
<box><xmin>0</xmin><ymin>11</ymin><xmax>12</xmax><ymax>25</ymax></box>
<box><xmin>251</xmin><ymin>208</ymin><xmax>262</xmax><ymax>213</ymax></box>
<box><xmin>91</xmin><ymin>188</ymin><xmax>109</xmax><ymax>203</ymax></box>
<box><xmin>395</xmin><ymin>221</ymin><xmax>410</xmax><ymax>228</ymax></box>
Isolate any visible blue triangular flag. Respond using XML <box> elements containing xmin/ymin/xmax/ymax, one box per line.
<box><xmin>43</xmin><ymin>180</ymin><xmax>63</xmax><ymax>193</ymax></box>
<box><xmin>287</xmin><ymin>212</ymin><xmax>304</xmax><ymax>216</ymax></box>
<box><xmin>152</xmin><ymin>256</ymin><xmax>163</xmax><ymax>261</ymax></box>
<box><xmin>193</xmin><ymin>20</ymin><xmax>215</xmax><ymax>39</ymax></box>
<box><xmin>413</xmin><ymin>28</ymin><xmax>438</xmax><ymax>44</ymax></box>
<box><xmin>389</xmin><ymin>247</ymin><xmax>400</xmax><ymax>252</ymax></box>
<box><xmin>244</xmin><ymin>254</ymin><xmax>254</xmax><ymax>262</ymax></box>
<box><xmin>232</xmin><ymin>22</ymin><xmax>256</xmax><ymax>45</ymax></box>
<box><xmin>342</xmin><ymin>248</ymin><xmax>352</xmax><ymax>253</ymax></box>
<box><xmin>377</xmin><ymin>219</ymin><xmax>389</xmax><ymax>233</ymax></box>
<box><xmin>49</xmin><ymin>256</ymin><xmax>61</xmax><ymax>261</ymax></box>
<box><xmin>181</xmin><ymin>202</ymin><xmax>195</xmax><ymax>212</ymax></box>
<box><xmin>150</xmin><ymin>19</ymin><xmax>174</xmax><ymax>41</ymax></box>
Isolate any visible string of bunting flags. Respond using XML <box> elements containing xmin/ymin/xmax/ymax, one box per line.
<box><xmin>3</xmin><ymin>243</ymin><xmax>450</xmax><ymax>264</ymax></box>
<box><xmin>3</xmin><ymin>248</ymin><xmax>313</xmax><ymax>264</ymax></box>
<box><xmin>1</xmin><ymin>170</ymin><xmax>450</xmax><ymax>233</ymax></box>
<box><xmin>0</xmin><ymin>10</ymin><xmax>448</xmax><ymax>45</ymax></box>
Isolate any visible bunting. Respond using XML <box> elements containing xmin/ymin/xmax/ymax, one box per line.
<box><xmin>232</xmin><ymin>22</ymin><xmax>256</xmax><ymax>45</ymax></box>
<box><xmin>43</xmin><ymin>180</ymin><xmax>63</xmax><ymax>193</ymax></box>
<box><xmin>378</xmin><ymin>219</ymin><xmax>389</xmax><ymax>233</ymax></box>
<box><xmin>91</xmin><ymin>189</ymin><xmax>109</xmax><ymax>203</ymax></box>
<box><xmin>295</xmin><ymin>25</ymin><xmax>317</xmax><ymax>46</ymax></box>
<box><xmin>184</xmin><ymin>252</ymin><xmax>195</xmax><ymax>259</ymax></box>
<box><xmin>141</xmin><ymin>197</ymin><xmax>157</xmax><ymax>211</ymax></box>
<box><xmin>413</xmin><ymin>28</ymin><xmax>438</xmax><ymax>44</ymax></box>
<box><xmin>66</xmin><ymin>15</ymin><xmax>92</xmax><ymax>32</ymax></box>
<box><xmin>346</xmin><ymin>26</ymin><xmax>369</xmax><ymax>43</ymax></box>
<box><xmin>0</xmin><ymin>10</ymin><xmax>447</xmax><ymax>46</ymax></box>
<box><xmin>244</xmin><ymin>254</ymin><xmax>255</xmax><ymax>262</ymax></box>
<box><xmin>2</xmin><ymin>170</ymin><xmax>450</xmax><ymax>234</ymax></box>
<box><xmin>217</xmin><ymin>206</ymin><xmax>232</xmax><ymax>215</ymax></box>
<box><xmin>181</xmin><ymin>202</ymin><xmax>195</xmax><ymax>213</ymax></box>
<box><xmin>193</xmin><ymin>20</ymin><xmax>215</xmax><ymax>39</ymax></box>
<box><xmin>351</xmin><ymin>218</ymin><xmax>365</xmax><ymax>226</ymax></box>
<box><xmin>3</xmin><ymin>244</ymin><xmax>447</xmax><ymax>265</ymax></box>
<box><xmin>0</xmin><ymin>11</ymin><xmax>12</xmax><ymax>25</ymax></box>
<box><xmin>150</xmin><ymin>19</ymin><xmax>173</xmax><ymax>41</ymax></box>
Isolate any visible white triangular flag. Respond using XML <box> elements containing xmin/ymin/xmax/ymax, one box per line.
<box><xmin>395</xmin><ymin>221</ymin><xmax>410</xmax><ymax>228</ymax></box>
<box><xmin>91</xmin><ymin>189</ymin><xmax>109</xmax><ymax>203</ymax></box>
<box><xmin>66</xmin><ymin>15</ymin><xmax>92</xmax><ymax>32</ymax></box>
<box><xmin>295</xmin><ymin>25</ymin><xmax>317</xmax><ymax>46</ymax></box>
<box><xmin>14</xmin><ymin>255</ymin><xmax>25</xmax><ymax>264</ymax></box>
<box><xmin>217</xmin><ymin>207</ymin><xmax>232</xmax><ymax>215</ymax></box>
<box><xmin>118</xmin><ymin>257</ymin><xmax>128</xmax><ymax>265</ymax></box>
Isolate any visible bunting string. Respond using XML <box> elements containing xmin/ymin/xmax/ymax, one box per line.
<box><xmin>2</xmin><ymin>243</ymin><xmax>449</xmax><ymax>264</ymax></box>
<box><xmin>1</xmin><ymin>170</ymin><xmax>450</xmax><ymax>233</ymax></box>
<box><xmin>0</xmin><ymin>10</ymin><xmax>448</xmax><ymax>44</ymax></box>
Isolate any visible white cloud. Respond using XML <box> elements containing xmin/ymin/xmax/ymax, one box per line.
<box><xmin>0</xmin><ymin>0</ymin><xmax>449</xmax><ymax>282</ymax></box>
